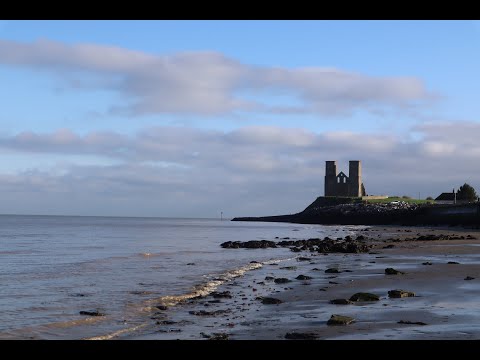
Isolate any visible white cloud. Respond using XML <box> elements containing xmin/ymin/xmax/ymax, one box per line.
<box><xmin>0</xmin><ymin>38</ymin><xmax>432</xmax><ymax>116</ymax></box>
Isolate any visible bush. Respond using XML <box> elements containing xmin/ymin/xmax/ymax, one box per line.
<box><xmin>426</xmin><ymin>196</ymin><xmax>433</xmax><ymax>200</ymax></box>
<box><xmin>401</xmin><ymin>195</ymin><xmax>412</xmax><ymax>199</ymax></box>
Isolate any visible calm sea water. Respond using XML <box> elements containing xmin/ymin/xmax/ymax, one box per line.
<box><xmin>0</xmin><ymin>215</ymin><xmax>359</xmax><ymax>339</ymax></box>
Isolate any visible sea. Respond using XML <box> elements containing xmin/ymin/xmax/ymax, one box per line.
<box><xmin>0</xmin><ymin>215</ymin><xmax>361</xmax><ymax>339</ymax></box>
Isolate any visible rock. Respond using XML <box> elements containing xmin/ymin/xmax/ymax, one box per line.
<box><xmin>187</xmin><ymin>263</ymin><xmax>195</xmax><ymax>265</ymax></box>
<box><xmin>327</xmin><ymin>314</ymin><xmax>355</xmax><ymax>325</ymax></box>
<box><xmin>356</xmin><ymin>235</ymin><xmax>365</xmax><ymax>240</ymax></box>
<box><xmin>329</xmin><ymin>299</ymin><xmax>352</xmax><ymax>305</ymax></box>
<box><xmin>422</xmin><ymin>262</ymin><xmax>433</xmax><ymax>265</ymax></box>
<box><xmin>319</xmin><ymin>288</ymin><xmax>328</xmax><ymax>291</ymax></box>
<box><xmin>296</xmin><ymin>275</ymin><xmax>312</xmax><ymax>280</ymax></box>
<box><xmin>465</xmin><ymin>276</ymin><xmax>475</xmax><ymax>281</ymax></box>
<box><xmin>156</xmin><ymin>320</ymin><xmax>176</xmax><ymax>325</ymax></box>
<box><xmin>447</xmin><ymin>261</ymin><xmax>460</xmax><ymax>265</ymax></box>
<box><xmin>398</xmin><ymin>320</ymin><xmax>427</xmax><ymax>326</ymax></box>
<box><xmin>297</xmin><ymin>257</ymin><xmax>310</xmax><ymax>261</ymax></box>
<box><xmin>220</xmin><ymin>240</ymin><xmax>277</xmax><ymax>249</ymax></box>
<box><xmin>156</xmin><ymin>305</ymin><xmax>168</xmax><ymax>310</ymax></box>
<box><xmin>349</xmin><ymin>292</ymin><xmax>380</xmax><ymax>302</ymax></box>
<box><xmin>312</xmin><ymin>268</ymin><xmax>321</xmax><ymax>271</ymax></box>
<box><xmin>280</xmin><ymin>266</ymin><xmax>297</xmax><ymax>270</ymax></box>
<box><xmin>383</xmin><ymin>244</ymin><xmax>395</xmax><ymax>249</ymax></box>
<box><xmin>285</xmin><ymin>332</ymin><xmax>318</xmax><ymax>340</ymax></box>
<box><xmin>388</xmin><ymin>290</ymin><xmax>415</xmax><ymax>298</ymax></box>
<box><xmin>261</xmin><ymin>297</ymin><xmax>283</xmax><ymax>305</ymax></box>
<box><xmin>212</xmin><ymin>291</ymin><xmax>232</xmax><ymax>299</ymax></box>
<box><xmin>209</xmin><ymin>333</ymin><xmax>229</xmax><ymax>340</ymax></box>
<box><xmin>325</xmin><ymin>268</ymin><xmax>340</xmax><ymax>274</ymax></box>
<box><xmin>290</xmin><ymin>247</ymin><xmax>302</xmax><ymax>252</ymax></box>
<box><xmin>189</xmin><ymin>309</ymin><xmax>231</xmax><ymax>316</ymax></box>
<box><xmin>265</xmin><ymin>276</ymin><xmax>275</xmax><ymax>281</ymax></box>
<box><xmin>329</xmin><ymin>281</ymin><xmax>339</xmax><ymax>284</ymax></box>
<box><xmin>274</xmin><ymin>278</ymin><xmax>291</xmax><ymax>284</ymax></box>
<box><xmin>250</xmin><ymin>261</ymin><xmax>259</xmax><ymax>264</ymax></box>
<box><xmin>385</xmin><ymin>268</ymin><xmax>405</xmax><ymax>275</ymax></box>
<box><xmin>79</xmin><ymin>310</ymin><xmax>105</xmax><ymax>317</ymax></box>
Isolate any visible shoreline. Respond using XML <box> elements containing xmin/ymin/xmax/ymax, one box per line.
<box><xmin>132</xmin><ymin>224</ymin><xmax>480</xmax><ymax>340</ymax></box>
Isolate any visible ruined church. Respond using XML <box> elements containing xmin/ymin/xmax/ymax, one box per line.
<box><xmin>324</xmin><ymin>160</ymin><xmax>365</xmax><ymax>197</ymax></box>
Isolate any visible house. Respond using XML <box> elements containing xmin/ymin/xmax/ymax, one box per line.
<box><xmin>435</xmin><ymin>189</ymin><xmax>471</xmax><ymax>205</ymax></box>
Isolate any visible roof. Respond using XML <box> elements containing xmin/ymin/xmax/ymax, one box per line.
<box><xmin>435</xmin><ymin>192</ymin><xmax>455</xmax><ymax>201</ymax></box>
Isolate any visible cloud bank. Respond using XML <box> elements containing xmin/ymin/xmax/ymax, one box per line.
<box><xmin>0</xmin><ymin>123</ymin><xmax>478</xmax><ymax>217</ymax></box>
<box><xmin>0</xmin><ymin>38</ymin><xmax>432</xmax><ymax>116</ymax></box>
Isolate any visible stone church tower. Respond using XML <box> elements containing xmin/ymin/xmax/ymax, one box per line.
<box><xmin>324</xmin><ymin>160</ymin><xmax>363</xmax><ymax>197</ymax></box>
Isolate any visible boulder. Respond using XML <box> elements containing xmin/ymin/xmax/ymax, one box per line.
<box><xmin>325</xmin><ymin>268</ymin><xmax>340</xmax><ymax>274</ymax></box>
<box><xmin>79</xmin><ymin>310</ymin><xmax>105</xmax><ymax>317</ymax></box>
<box><xmin>261</xmin><ymin>297</ymin><xmax>283</xmax><ymax>305</ymax></box>
<box><xmin>388</xmin><ymin>290</ymin><xmax>415</xmax><ymax>298</ymax></box>
<box><xmin>327</xmin><ymin>314</ymin><xmax>355</xmax><ymax>325</ymax></box>
<box><xmin>349</xmin><ymin>292</ymin><xmax>380</xmax><ymax>302</ymax></box>
<box><xmin>274</xmin><ymin>278</ymin><xmax>291</xmax><ymax>284</ymax></box>
<box><xmin>329</xmin><ymin>299</ymin><xmax>352</xmax><ymax>305</ymax></box>
<box><xmin>385</xmin><ymin>268</ymin><xmax>405</xmax><ymax>275</ymax></box>
<box><xmin>296</xmin><ymin>275</ymin><xmax>312</xmax><ymax>280</ymax></box>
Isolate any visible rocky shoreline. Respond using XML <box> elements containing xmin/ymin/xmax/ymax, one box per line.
<box><xmin>131</xmin><ymin>225</ymin><xmax>480</xmax><ymax>340</ymax></box>
<box><xmin>232</xmin><ymin>198</ymin><xmax>480</xmax><ymax>226</ymax></box>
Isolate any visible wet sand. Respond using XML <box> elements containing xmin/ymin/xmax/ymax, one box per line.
<box><xmin>132</xmin><ymin>225</ymin><xmax>480</xmax><ymax>340</ymax></box>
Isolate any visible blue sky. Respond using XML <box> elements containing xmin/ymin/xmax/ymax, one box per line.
<box><xmin>0</xmin><ymin>20</ymin><xmax>479</xmax><ymax>216</ymax></box>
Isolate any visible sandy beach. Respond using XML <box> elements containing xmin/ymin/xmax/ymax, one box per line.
<box><xmin>133</xmin><ymin>225</ymin><xmax>480</xmax><ymax>340</ymax></box>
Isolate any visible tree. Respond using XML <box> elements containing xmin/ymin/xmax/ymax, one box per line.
<box><xmin>361</xmin><ymin>183</ymin><xmax>366</xmax><ymax>196</ymax></box>
<box><xmin>457</xmin><ymin>183</ymin><xmax>478</xmax><ymax>202</ymax></box>
<box><xmin>426</xmin><ymin>196</ymin><xmax>433</xmax><ymax>200</ymax></box>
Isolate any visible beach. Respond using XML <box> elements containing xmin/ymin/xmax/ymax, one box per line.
<box><xmin>134</xmin><ymin>225</ymin><xmax>480</xmax><ymax>340</ymax></box>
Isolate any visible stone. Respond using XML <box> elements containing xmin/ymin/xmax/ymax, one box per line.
<box><xmin>398</xmin><ymin>320</ymin><xmax>427</xmax><ymax>326</ymax></box>
<box><xmin>297</xmin><ymin>257</ymin><xmax>311</xmax><ymax>261</ymax></box>
<box><xmin>296</xmin><ymin>275</ymin><xmax>312</xmax><ymax>280</ymax></box>
<box><xmin>385</xmin><ymin>268</ymin><xmax>405</xmax><ymax>275</ymax></box>
<box><xmin>327</xmin><ymin>314</ymin><xmax>355</xmax><ymax>325</ymax></box>
<box><xmin>265</xmin><ymin>276</ymin><xmax>275</xmax><ymax>281</ymax></box>
<box><xmin>274</xmin><ymin>278</ymin><xmax>291</xmax><ymax>284</ymax></box>
<box><xmin>280</xmin><ymin>266</ymin><xmax>297</xmax><ymax>270</ymax></box>
<box><xmin>260</xmin><ymin>297</ymin><xmax>283</xmax><ymax>305</ymax></box>
<box><xmin>329</xmin><ymin>299</ymin><xmax>352</xmax><ymax>305</ymax></box>
<box><xmin>383</xmin><ymin>244</ymin><xmax>395</xmax><ymax>249</ymax></box>
<box><xmin>212</xmin><ymin>291</ymin><xmax>232</xmax><ymax>299</ymax></box>
<box><xmin>209</xmin><ymin>333</ymin><xmax>229</xmax><ymax>340</ymax></box>
<box><xmin>422</xmin><ymin>262</ymin><xmax>433</xmax><ymax>265</ymax></box>
<box><xmin>79</xmin><ymin>310</ymin><xmax>105</xmax><ymax>317</ymax></box>
<box><xmin>447</xmin><ymin>261</ymin><xmax>460</xmax><ymax>265</ymax></box>
<box><xmin>349</xmin><ymin>292</ymin><xmax>380</xmax><ymax>302</ymax></box>
<box><xmin>189</xmin><ymin>309</ymin><xmax>231</xmax><ymax>316</ymax></box>
<box><xmin>388</xmin><ymin>290</ymin><xmax>415</xmax><ymax>298</ymax></box>
<box><xmin>465</xmin><ymin>276</ymin><xmax>475</xmax><ymax>281</ymax></box>
<box><xmin>325</xmin><ymin>268</ymin><xmax>340</xmax><ymax>274</ymax></box>
<box><xmin>156</xmin><ymin>305</ymin><xmax>168</xmax><ymax>310</ymax></box>
<box><xmin>285</xmin><ymin>332</ymin><xmax>318</xmax><ymax>340</ymax></box>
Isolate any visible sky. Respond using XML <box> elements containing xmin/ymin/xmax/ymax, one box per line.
<box><xmin>0</xmin><ymin>20</ymin><xmax>479</xmax><ymax>217</ymax></box>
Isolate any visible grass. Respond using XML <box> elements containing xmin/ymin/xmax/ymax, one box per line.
<box><xmin>364</xmin><ymin>196</ymin><xmax>433</xmax><ymax>204</ymax></box>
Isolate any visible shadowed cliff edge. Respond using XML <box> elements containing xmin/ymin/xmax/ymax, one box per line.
<box><xmin>232</xmin><ymin>196</ymin><xmax>480</xmax><ymax>226</ymax></box>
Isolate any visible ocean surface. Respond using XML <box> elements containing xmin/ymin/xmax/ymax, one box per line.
<box><xmin>0</xmin><ymin>215</ymin><xmax>360</xmax><ymax>339</ymax></box>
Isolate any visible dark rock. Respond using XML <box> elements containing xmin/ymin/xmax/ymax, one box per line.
<box><xmin>344</xmin><ymin>269</ymin><xmax>353</xmax><ymax>272</ymax></box>
<box><xmin>349</xmin><ymin>292</ymin><xmax>380</xmax><ymax>302</ymax></box>
<box><xmin>261</xmin><ymin>297</ymin><xmax>283</xmax><ymax>305</ymax></box>
<box><xmin>329</xmin><ymin>299</ymin><xmax>352</xmax><ymax>305</ymax></box>
<box><xmin>220</xmin><ymin>240</ymin><xmax>277</xmax><ymax>249</ymax></box>
<box><xmin>290</xmin><ymin>247</ymin><xmax>302</xmax><ymax>252</ymax></box>
<box><xmin>157</xmin><ymin>320</ymin><xmax>176</xmax><ymax>325</ymax></box>
<box><xmin>156</xmin><ymin>305</ymin><xmax>168</xmax><ymax>311</ymax></box>
<box><xmin>265</xmin><ymin>276</ymin><xmax>275</xmax><ymax>281</ymax></box>
<box><xmin>447</xmin><ymin>261</ymin><xmax>460</xmax><ymax>265</ymax></box>
<box><xmin>285</xmin><ymin>332</ymin><xmax>318</xmax><ymax>340</ymax></box>
<box><xmin>465</xmin><ymin>276</ymin><xmax>475</xmax><ymax>281</ymax></box>
<box><xmin>209</xmin><ymin>333</ymin><xmax>229</xmax><ymax>340</ymax></box>
<box><xmin>187</xmin><ymin>263</ymin><xmax>195</xmax><ymax>265</ymax></box>
<box><xmin>385</xmin><ymin>267</ymin><xmax>405</xmax><ymax>275</ymax></box>
<box><xmin>329</xmin><ymin>281</ymin><xmax>339</xmax><ymax>284</ymax></box>
<box><xmin>383</xmin><ymin>244</ymin><xmax>395</xmax><ymax>249</ymax></box>
<box><xmin>212</xmin><ymin>291</ymin><xmax>232</xmax><ymax>299</ymax></box>
<box><xmin>70</xmin><ymin>293</ymin><xmax>86</xmax><ymax>297</ymax></box>
<box><xmin>311</xmin><ymin>268</ymin><xmax>321</xmax><ymax>271</ymax></box>
<box><xmin>189</xmin><ymin>310</ymin><xmax>231</xmax><ymax>316</ymax></box>
<box><xmin>388</xmin><ymin>290</ymin><xmax>415</xmax><ymax>298</ymax></box>
<box><xmin>280</xmin><ymin>266</ymin><xmax>297</xmax><ymax>270</ymax></box>
<box><xmin>422</xmin><ymin>262</ymin><xmax>433</xmax><ymax>265</ymax></box>
<box><xmin>297</xmin><ymin>257</ymin><xmax>310</xmax><ymax>261</ymax></box>
<box><xmin>398</xmin><ymin>320</ymin><xmax>427</xmax><ymax>326</ymax></box>
<box><xmin>296</xmin><ymin>275</ymin><xmax>312</xmax><ymax>280</ymax></box>
<box><xmin>327</xmin><ymin>314</ymin><xmax>355</xmax><ymax>325</ymax></box>
<box><xmin>319</xmin><ymin>288</ymin><xmax>328</xmax><ymax>291</ymax></box>
<box><xmin>208</xmin><ymin>300</ymin><xmax>221</xmax><ymax>303</ymax></box>
<box><xmin>274</xmin><ymin>278</ymin><xmax>291</xmax><ymax>284</ymax></box>
<box><xmin>79</xmin><ymin>310</ymin><xmax>105</xmax><ymax>317</ymax></box>
<box><xmin>250</xmin><ymin>261</ymin><xmax>259</xmax><ymax>264</ymax></box>
<box><xmin>325</xmin><ymin>268</ymin><xmax>340</xmax><ymax>274</ymax></box>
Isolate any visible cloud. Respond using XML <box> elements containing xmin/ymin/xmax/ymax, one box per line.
<box><xmin>0</xmin><ymin>122</ymin><xmax>479</xmax><ymax>216</ymax></box>
<box><xmin>0</xmin><ymin>38</ymin><xmax>432</xmax><ymax>116</ymax></box>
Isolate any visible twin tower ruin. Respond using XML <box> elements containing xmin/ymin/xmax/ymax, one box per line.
<box><xmin>325</xmin><ymin>160</ymin><xmax>365</xmax><ymax>197</ymax></box>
